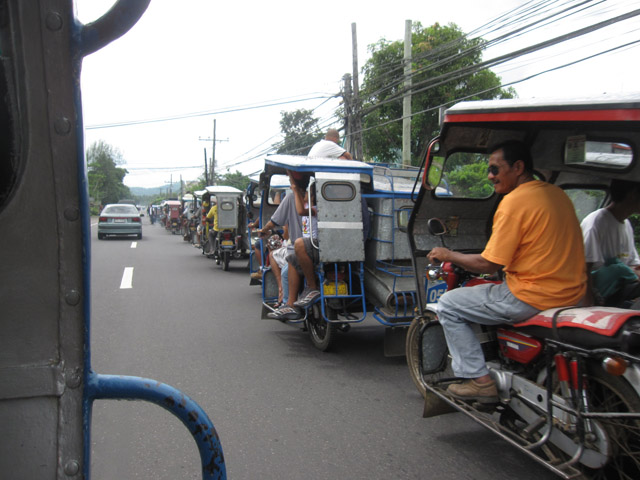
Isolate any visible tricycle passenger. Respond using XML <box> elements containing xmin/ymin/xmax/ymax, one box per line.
<box><xmin>205</xmin><ymin>198</ymin><xmax>219</xmax><ymax>257</ymax></box>
<box><xmin>426</xmin><ymin>140</ymin><xmax>587</xmax><ymax>403</ymax></box>
<box><xmin>258</xmin><ymin>171</ymin><xmax>308</xmax><ymax>320</ymax></box>
<box><xmin>581</xmin><ymin>179</ymin><xmax>640</xmax><ymax>307</ymax></box>
<box><xmin>289</xmin><ymin>180</ymin><xmax>321</xmax><ymax>309</ymax></box>
<box><xmin>308</xmin><ymin>128</ymin><xmax>353</xmax><ymax>160</ymax></box>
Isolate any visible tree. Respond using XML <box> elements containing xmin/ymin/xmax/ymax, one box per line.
<box><xmin>360</xmin><ymin>22</ymin><xmax>516</xmax><ymax>164</ymax></box>
<box><xmin>219</xmin><ymin>170</ymin><xmax>251</xmax><ymax>192</ymax></box>
<box><xmin>275</xmin><ymin>109</ymin><xmax>323</xmax><ymax>155</ymax></box>
<box><xmin>87</xmin><ymin>140</ymin><xmax>131</xmax><ymax>205</ymax></box>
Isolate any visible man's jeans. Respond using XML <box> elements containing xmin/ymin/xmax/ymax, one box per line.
<box><xmin>436</xmin><ymin>282</ymin><xmax>539</xmax><ymax>378</ymax></box>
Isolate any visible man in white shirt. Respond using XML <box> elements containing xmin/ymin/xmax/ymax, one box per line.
<box><xmin>308</xmin><ymin>129</ymin><xmax>353</xmax><ymax>159</ymax></box>
<box><xmin>581</xmin><ymin>179</ymin><xmax>640</xmax><ymax>306</ymax></box>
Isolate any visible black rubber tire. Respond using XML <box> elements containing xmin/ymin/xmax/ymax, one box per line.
<box><xmin>307</xmin><ymin>302</ymin><xmax>335</xmax><ymax>352</ymax></box>
<box><xmin>406</xmin><ymin>314</ymin><xmax>430</xmax><ymax>398</ymax></box>
<box><xmin>98</xmin><ymin>232</ymin><xmax>105</xmax><ymax>240</ymax></box>
<box><xmin>222</xmin><ymin>252</ymin><xmax>230</xmax><ymax>271</ymax></box>
<box><xmin>137</xmin><ymin>233</ymin><xmax>142</xmax><ymax>240</ymax></box>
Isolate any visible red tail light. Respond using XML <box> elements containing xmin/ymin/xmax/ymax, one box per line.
<box><xmin>222</xmin><ymin>232</ymin><xmax>233</xmax><ymax>240</ymax></box>
<box><xmin>99</xmin><ymin>217</ymin><xmax>107</xmax><ymax>222</ymax></box>
<box><xmin>132</xmin><ymin>217</ymin><xmax>141</xmax><ymax>223</ymax></box>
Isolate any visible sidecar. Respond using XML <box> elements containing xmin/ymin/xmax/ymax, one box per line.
<box><xmin>257</xmin><ymin>155</ymin><xmax>422</xmax><ymax>353</ymax></box>
<box><xmin>205</xmin><ymin>185</ymin><xmax>247</xmax><ymax>271</ymax></box>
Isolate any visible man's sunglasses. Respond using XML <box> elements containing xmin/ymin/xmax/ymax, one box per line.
<box><xmin>487</xmin><ymin>165</ymin><xmax>500</xmax><ymax>176</ymax></box>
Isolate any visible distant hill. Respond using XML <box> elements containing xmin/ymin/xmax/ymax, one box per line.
<box><xmin>129</xmin><ymin>182</ymin><xmax>182</xmax><ymax>197</ymax></box>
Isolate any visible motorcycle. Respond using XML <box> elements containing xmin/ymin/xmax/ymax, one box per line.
<box><xmin>405</xmin><ymin>95</ymin><xmax>640</xmax><ymax>479</ymax></box>
<box><xmin>407</xmin><ymin>219</ymin><xmax>640</xmax><ymax>479</ymax></box>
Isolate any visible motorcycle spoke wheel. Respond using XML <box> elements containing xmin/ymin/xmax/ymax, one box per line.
<box><xmin>306</xmin><ymin>303</ymin><xmax>335</xmax><ymax>352</ymax></box>
<box><xmin>581</xmin><ymin>365</ymin><xmax>640</xmax><ymax>480</ymax></box>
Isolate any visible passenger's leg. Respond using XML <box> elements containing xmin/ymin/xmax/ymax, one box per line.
<box><xmin>295</xmin><ymin>237</ymin><xmax>318</xmax><ymax>290</ymax></box>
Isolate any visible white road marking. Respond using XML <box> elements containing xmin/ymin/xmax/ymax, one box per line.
<box><xmin>120</xmin><ymin>267</ymin><xmax>134</xmax><ymax>289</ymax></box>
<box><xmin>131</xmin><ymin>242</ymin><xmax>137</xmax><ymax>248</ymax></box>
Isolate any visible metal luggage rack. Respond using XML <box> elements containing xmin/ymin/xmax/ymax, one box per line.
<box><xmin>317</xmin><ymin>262</ymin><xmax>367</xmax><ymax>323</ymax></box>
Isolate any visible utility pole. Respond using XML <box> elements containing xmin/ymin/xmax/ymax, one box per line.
<box><xmin>342</xmin><ymin>73</ymin><xmax>353</xmax><ymax>154</ymax></box>
<box><xmin>199</xmin><ymin>119</ymin><xmax>228</xmax><ymax>185</ymax></box>
<box><xmin>203</xmin><ymin>148</ymin><xmax>208</xmax><ymax>185</ymax></box>
<box><xmin>403</xmin><ymin>19</ymin><xmax>412</xmax><ymax>167</ymax></box>
<box><xmin>351</xmin><ymin>22</ymin><xmax>363</xmax><ymax>161</ymax></box>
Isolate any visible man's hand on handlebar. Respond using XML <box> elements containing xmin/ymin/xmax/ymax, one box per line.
<box><xmin>428</xmin><ymin>247</ymin><xmax>452</xmax><ymax>265</ymax></box>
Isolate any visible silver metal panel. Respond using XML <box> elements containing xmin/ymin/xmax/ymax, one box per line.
<box><xmin>316</xmin><ymin>176</ymin><xmax>364</xmax><ymax>262</ymax></box>
<box><xmin>216</xmin><ymin>195</ymin><xmax>239</xmax><ymax>229</ymax></box>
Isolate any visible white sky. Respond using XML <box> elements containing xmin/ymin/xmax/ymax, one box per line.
<box><xmin>76</xmin><ymin>0</ymin><xmax>640</xmax><ymax>189</ymax></box>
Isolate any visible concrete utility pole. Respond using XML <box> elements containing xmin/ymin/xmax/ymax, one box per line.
<box><xmin>403</xmin><ymin>19</ymin><xmax>412</xmax><ymax>167</ymax></box>
<box><xmin>351</xmin><ymin>22</ymin><xmax>364</xmax><ymax>161</ymax></box>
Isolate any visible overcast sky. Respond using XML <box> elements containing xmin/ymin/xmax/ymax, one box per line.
<box><xmin>76</xmin><ymin>0</ymin><xmax>640</xmax><ymax>189</ymax></box>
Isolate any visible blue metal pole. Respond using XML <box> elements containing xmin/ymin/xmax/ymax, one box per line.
<box><xmin>86</xmin><ymin>373</ymin><xmax>226</xmax><ymax>480</ymax></box>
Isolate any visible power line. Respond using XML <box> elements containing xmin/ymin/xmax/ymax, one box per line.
<box><xmin>85</xmin><ymin>94</ymin><xmax>336</xmax><ymax>130</ymax></box>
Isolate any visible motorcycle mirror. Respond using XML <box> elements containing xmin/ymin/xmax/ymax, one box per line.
<box><xmin>428</xmin><ymin>218</ymin><xmax>447</xmax><ymax>236</ymax></box>
<box><xmin>427</xmin><ymin>218</ymin><xmax>447</xmax><ymax>248</ymax></box>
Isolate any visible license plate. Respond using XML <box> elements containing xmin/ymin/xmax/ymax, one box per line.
<box><xmin>221</xmin><ymin>240</ymin><xmax>234</xmax><ymax>246</ymax></box>
<box><xmin>426</xmin><ymin>280</ymin><xmax>447</xmax><ymax>304</ymax></box>
<box><xmin>114</xmin><ymin>219</ymin><xmax>126</xmax><ymax>223</ymax></box>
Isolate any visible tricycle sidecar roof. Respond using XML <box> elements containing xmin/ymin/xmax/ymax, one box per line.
<box><xmin>264</xmin><ymin>154</ymin><xmax>374</xmax><ymax>179</ymax></box>
<box><xmin>436</xmin><ymin>92</ymin><xmax>640</xmax><ymax>180</ymax></box>
<box><xmin>205</xmin><ymin>185</ymin><xmax>244</xmax><ymax>196</ymax></box>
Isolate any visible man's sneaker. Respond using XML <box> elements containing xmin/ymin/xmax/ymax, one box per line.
<box><xmin>250</xmin><ymin>271</ymin><xmax>262</xmax><ymax>280</ymax></box>
<box><xmin>294</xmin><ymin>289</ymin><xmax>321</xmax><ymax>308</ymax></box>
<box><xmin>446</xmin><ymin>379</ymin><xmax>499</xmax><ymax>404</ymax></box>
<box><xmin>267</xmin><ymin>305</ymin><xmax>302</xmax><ymax>321</ymax></box>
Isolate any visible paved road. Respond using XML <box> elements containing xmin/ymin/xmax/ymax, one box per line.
<box><xmin>88</xmin><ymin>219</ymin><xmax>556</xmax><ymax>480</ymax></box>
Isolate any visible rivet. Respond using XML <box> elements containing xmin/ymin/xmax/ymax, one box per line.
<box><xmin>65</xmin><ymin>290</ymin><xmax>81</xmax><ymax>306</ymax></box>
<box><xmin>64</xmin><ymin>207</ymin><xmax>79</xmax><ymax>221</ymax></box>
<box><xmin>65</xmin><ymin>368</ymin><xmax>82</xmax><ymax>389</ymax></box>
<box><xmin>54</xmin><ymin>117</ymin><xmax>71</xmax><ymax>135</ymax></box>
<box><xmin>64</xmin><ymin>459</ymin><xmax>80</xmax><ymax>476</ymax></box>
<box><xmin>46</xmin><ymin>12</ymin><xmax>63</xmax><ymax>31</ymax></box>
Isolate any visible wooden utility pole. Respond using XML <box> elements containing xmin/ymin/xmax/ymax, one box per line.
<box><xmin>203</xmin><ymin>148</ymin><xmax>208</xmax><ymax>185</ymax></box>
<box><xmin>343</xmin><ymin>73</ymin><xmax>353</xmax><ymax>154</ymax></box>
<box><xmin>351</xmin><ymin>23</ymin><xmax>364</xmax><ymax>161</ymax></box>
<box><xmin>199</xmin><ymin>119</ymin><xmax>228</xmax><ymax>185</ymax></box>
<box><xmin>403</xmin><ymin>19</ymin><xmax>412</xmax><ymax>167</ymax></box>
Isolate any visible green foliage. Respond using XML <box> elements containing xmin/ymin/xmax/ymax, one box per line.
<box><xmin>361</xmin><ymin>22</ymin><xmax>515</xmax><ymax>165</ymax></box>
<box><xmin>275</xmin><ymin>109</ymin><xmax>323</xmax><ymax>154</ymax></box>
<box><xmin>445</xmin><ymin>159</ymin><xmax>493</xmax><ymax>198</ymax></box>
<box><xmin>218</xmin><ymin>170</ymin><xmax>251</xmax><ymax>192</ymax></box>
<box><xmin>87</xmin><ymin>140</ymin><xmax>131</xmax><ymax>205</ymax></box>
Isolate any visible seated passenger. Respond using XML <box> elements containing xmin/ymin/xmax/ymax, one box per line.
<box><xmin>581</xmin><ymin>179</ymin><xmax>640</xmax><ymax>307</ymax></box>
<box><xmin>427</xmin><ymin>140</ymin><xmax>587</xmax><ymax>403</ymax></box>
<box><xmin>290</xmin><ymin>181</ymin><xmax>320</xmax><ymax>308</ymax></box>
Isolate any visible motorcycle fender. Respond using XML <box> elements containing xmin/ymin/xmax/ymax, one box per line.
<box><xmin>624</xmin><ymin>363</ymin><xmax>640</xmax><ymax>399</ymax></box>
<box><xmin>422</xmin><ymin>391</ymin><xmax>456</xmax><ymax>418</ymax></box>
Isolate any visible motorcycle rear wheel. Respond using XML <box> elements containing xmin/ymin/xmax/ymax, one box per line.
<box><xmin>306</xmin><ymin>303</ymin><xmax>336</xmax><ymax>352</ymax></box>
<box><xmin>579</xmin><ymin>363</ymin><xmax>640</xmax><ymax>480</ymax></box>
<box><xmin>222</xmin><ymin>252</ymin><xmax>230</xmax><ymax>271</ymax></box>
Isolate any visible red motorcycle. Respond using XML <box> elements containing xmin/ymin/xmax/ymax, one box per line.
<box><xmin>405</xmin><ymin>96</ymin><xmax>640</xmax><ymax>479</ymax></box>
<box><xmin>406</xmin><ymin>217</ymin><xmax>640</xmax><ymax>479</ymax></box>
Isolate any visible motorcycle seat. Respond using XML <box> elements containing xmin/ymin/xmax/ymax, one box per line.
<box><xmin>514</xmin><ymin>306</ymin><xmax>640</xmax><ymax>352</ymax></box>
